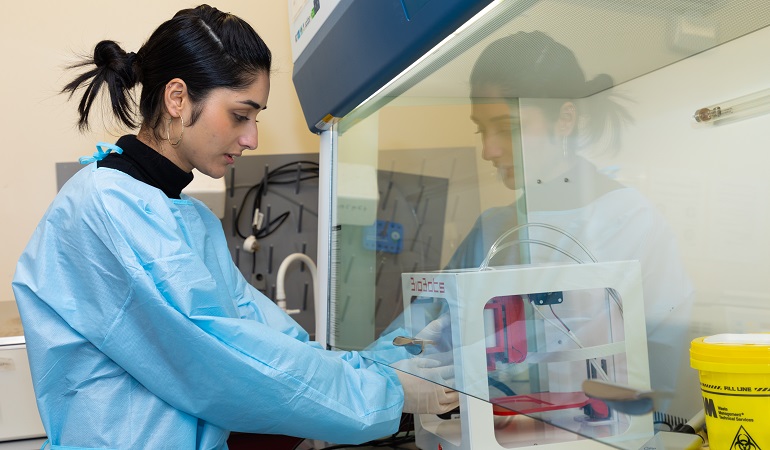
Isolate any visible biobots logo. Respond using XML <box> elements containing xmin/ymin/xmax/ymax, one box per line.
<box><xmin>408</xmin><ymin>276</ymin><xmax>445</xmax><ymax>294</ymax></box>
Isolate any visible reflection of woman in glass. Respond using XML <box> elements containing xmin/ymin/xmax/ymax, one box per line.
<box><xmin>450</xmin><ymin>31</ymin><xmax>694</xmax><ymax>414</ymax></box>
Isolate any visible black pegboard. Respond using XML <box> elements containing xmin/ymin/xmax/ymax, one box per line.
<box><xmin>333</xmin><ymin>170</ymin><xmax>448</xmax><ymax>345</ymax></box>
<box><xmin>224</xmin><ymin>154</ymin><xmax>320</xmax><ymax>336</ymax></box>
<box><xmin>371</xmin><ymin>170</ymin><xmax>448</xmax><ymax>334</ymax></box>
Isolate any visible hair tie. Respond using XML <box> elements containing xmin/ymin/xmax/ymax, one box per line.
<box><xmin>122</xmin><ymin>52</ymin><xmax>138</xmax><ymax>85</ymax></box>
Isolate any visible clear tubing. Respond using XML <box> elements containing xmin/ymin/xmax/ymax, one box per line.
<box><xmin>483</xmin><ymin>238</ymin><xmax>624</xmax><ymax>314</ymax></box>
<box><xmin>479</xmin><ymin>222</ymin><xmax>598</xmax><ymax>271</ymax></box>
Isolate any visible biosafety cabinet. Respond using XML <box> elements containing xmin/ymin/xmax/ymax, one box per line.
<box><xmin>291</xmin><ymin>1</ymin><xmax>770</xmax><ymax>448</ymax></box>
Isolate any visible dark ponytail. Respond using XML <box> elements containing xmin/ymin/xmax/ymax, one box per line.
<box><xmin>578</xmin><ymin>73</ymin><xmax>633</xmax><ymax>153</ymax></box>
<box><xmin>62</xmin><ymin>40</ymin><xmax>138</xmax><ymax>131</ymax></box>
<box><xmin>62</xmin><ymin>4</ymin><xmax>271</xmax><ymax>133</ymax></box>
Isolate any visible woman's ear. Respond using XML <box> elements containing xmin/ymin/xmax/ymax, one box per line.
<box><xmin>555</xmin><ymin>101</ymin><xmax>577</xmax><ymax>137</ymax></box>
<box><xmin>163</xmin><ymin>78</ymin><xmax>188</xmax><ymax>119</ymax></box>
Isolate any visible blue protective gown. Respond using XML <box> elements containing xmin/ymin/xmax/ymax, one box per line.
<box><xmin>13</xmin><ymin>161</ymin><xmax>404</xmax><ymax>449</ymax></box>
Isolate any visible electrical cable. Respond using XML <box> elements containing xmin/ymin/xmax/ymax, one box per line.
<box><xmin>528</xmin><ymin>297</ymin><xmax>610</xmax><ymax>382</ymax></box>
<box><xmin>233</xmin><ymin>160</ymin><xmax>319</xmax><ymax>240</ymax></box>
<box><xmin>258</xmin><ymin>211</ymin><xmax>291</xmax><ymax>239</ymax></box>
<box><xmin>672</xmin><ymin>409</ymin><xmax>705</xmax><ymax>435</ymax></box>
<box><xmin>548</xmin><ymin>304</ymin><xmax>571</xmax><ymax>332</ymax></box>
<box><xmin>248</xmin><ymin>162</ymin><xmax>319</xmax><ymax>233</ymax></box>
<box><xmin>315</xmin><ymin>432</ymin><xmax>415</xmax><ymax>449</ymax></box>
<box><xmin>488</xmin><ymin>376</ymin><xmax>517</xmax><ymax>397</ymax></box>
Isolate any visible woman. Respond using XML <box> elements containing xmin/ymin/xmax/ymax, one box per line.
<box><xmin>451</xmin><ymin>31</ymin><xmax>695</xmax><ymax>415</ymax></box>
<box><xmin>12</xmin><ymin>5</ymin><xmax>456</xmax><ymax>449</ymax></box>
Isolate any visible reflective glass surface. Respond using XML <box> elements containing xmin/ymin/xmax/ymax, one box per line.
<box><xmin>327</xmin><ymin>1</ymin><xmax>770</xmax><ymax>448</ymax></box>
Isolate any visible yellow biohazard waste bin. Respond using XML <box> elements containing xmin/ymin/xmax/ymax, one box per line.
<box><xmin>691</xmin><ymin>334</ymin><xmax>770</xmax><ymax>450</ymax></box>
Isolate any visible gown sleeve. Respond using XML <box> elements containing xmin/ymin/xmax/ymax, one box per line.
<box><xmin>27</xmin><ymin>172</ymin><xmax>404</xmax><ymax>444</ymax></box>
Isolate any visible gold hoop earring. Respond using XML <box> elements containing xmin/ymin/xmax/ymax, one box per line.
<box><xmin>167</xmin><ymin>116</ymin><xmax>184</xmax><ymax>147</ymax></box>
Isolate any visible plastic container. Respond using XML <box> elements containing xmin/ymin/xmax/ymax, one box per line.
<box><xmin>690</xmin><ymin>334</ymin><xmax>770</xmax><ymax>449</ymax></box>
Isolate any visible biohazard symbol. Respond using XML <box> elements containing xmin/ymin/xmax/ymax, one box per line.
<box><xmin>730</xmin><ymin>425</ymin><xmax>761</xmax><ymax>450</ymax></box>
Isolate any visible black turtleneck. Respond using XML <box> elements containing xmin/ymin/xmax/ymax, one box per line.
<box><xmin>98</xmin><ymin>135</ymin><xmax>194</xmax><ymax>199</ymax></box>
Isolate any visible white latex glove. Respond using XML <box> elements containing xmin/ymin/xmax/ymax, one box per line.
<box><xmin>415</xmin><ymin>313</ymin><xmax>452</xmax><ymax>353</ymax></box>
<box><xmin>394</xmin><ymin>358</ymin><xmax>459</xmax><ymax>414</ymax></box>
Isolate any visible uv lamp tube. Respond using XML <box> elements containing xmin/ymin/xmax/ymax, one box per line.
<box><xmin>693</xmin><ymin>87</ymin><xmax>770</xmax><ymax>124</ymax></box>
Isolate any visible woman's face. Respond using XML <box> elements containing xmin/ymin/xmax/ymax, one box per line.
<box><xmin>170</xmin><ymin>74</ymin><xmax>270</xmax><ymax>179</ymax></box>
<box><xmin>470</xmin><ymin>99</ymin><xmax>554</xmax><ymax>190</ymax></box>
